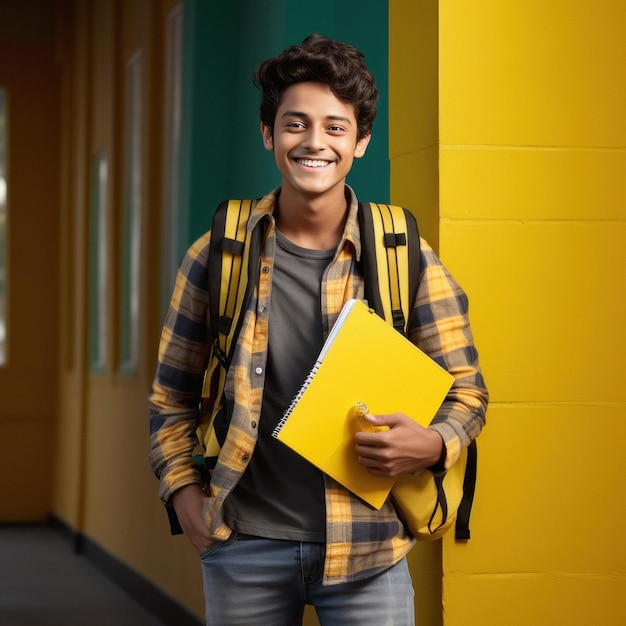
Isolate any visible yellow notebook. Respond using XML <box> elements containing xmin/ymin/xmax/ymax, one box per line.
<box><xmin>272</xmin><ymin>298</ymin><xmax>454</xmax><ymax>509</ymax></box>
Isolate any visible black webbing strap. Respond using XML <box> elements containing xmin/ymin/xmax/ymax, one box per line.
<box><xmin>208</xmin><ymin>200</ymin><xmax>229</xmax><ymax>351</ymax></box>
<box><xmin>429</xmin><ymin>475</ymin><xmax>449</xmax><ymax>535</ymax></box>
<box><xmin>357</xmin><ymin>202</ymin><xmax>383</xmax><ymax>317</ymax></box>
<box><xmin>455</xmin><ymin>439</ymin><xmax>477</xmax><ymax>541</ymax></box>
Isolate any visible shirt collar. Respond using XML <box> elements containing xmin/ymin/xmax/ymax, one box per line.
<box><xmin>248</xmin><ymin>186</ymin><xmax>362</xmax><ymax>261</ymax></box>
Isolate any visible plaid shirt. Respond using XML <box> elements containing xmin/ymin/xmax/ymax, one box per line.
<box><xmin>149</xmin><ymin>187</ymin><xmax>488</xmax><ymax>585</ymax></box>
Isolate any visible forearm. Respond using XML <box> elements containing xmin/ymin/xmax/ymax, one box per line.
<box><xmin>148</xmin><ymin>232</ymin><xmax>214</xmax><ymax>502</ymax></box>
<box><xmin>428</xmin><ymin>340</ymin><xmax>488</xmax><ymax>463</ymax></box>
<box><xmin>148</xmin><ymin>403</ymin><xmax>204</xmax><ymax>502</ymax></box>
<box><xmin>148</xmin><ymin>346</ymin><xmax>208</xmax><ymax>502</ymax></box>
<box><xmin>424</xmin><ymin>342</ymin><xmax>488</xmax><ymax>467</ymax></box>
<box><xmin>411</xmin><ymin>241</ymin><xmax>489</xmax><ymax>466</ymax></box>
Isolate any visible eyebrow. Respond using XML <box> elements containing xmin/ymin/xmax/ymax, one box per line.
<box><xmin>280</xmin><ymin>110</ymin><xmax>353</xmax><ymax>125</ymax></box>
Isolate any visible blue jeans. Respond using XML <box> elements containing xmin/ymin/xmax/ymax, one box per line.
<box><xmin>200</xmin><ymin>535</ymin><xmax>414</xmax><ymax>625</ymax></box>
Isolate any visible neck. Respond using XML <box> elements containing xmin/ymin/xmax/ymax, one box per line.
<box><xmin>275</xmin><ymin>186</ymin><xmax>348</xmax><ymax>250</ymax></box>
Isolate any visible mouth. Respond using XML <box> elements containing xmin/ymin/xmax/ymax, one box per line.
<box><xmin>294</xmin><ymin>158</ymin><xmax>332</xmax><ymax>169</ymax></box>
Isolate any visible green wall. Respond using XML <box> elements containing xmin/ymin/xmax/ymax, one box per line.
<box><xmin>178</xmin><ymin>0</ymin><xmax>389</xmax><ymax>253</ymax></box>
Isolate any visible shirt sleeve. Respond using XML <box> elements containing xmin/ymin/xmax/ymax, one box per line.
<box><xmin>409</xmin><ymin>238</ymin><xmax>489</xmax><ymax>469</ymax></box>
<box><xmin>148</xmin><ymin>231</ymin><xmax>213</xmax><ymax>502</ymax></box>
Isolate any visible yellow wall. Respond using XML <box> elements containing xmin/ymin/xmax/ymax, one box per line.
<box><xmin>52</xmin><ymin>0</ymin><xmax>206</xmax><ymax>619</ymax></box>
<box><xmin>389</xmin><ymin>5</ymin><xmax>445</xmax><ymax>623</ymax></box>
<box><xmin>391</xmin><ymin>1</ymin><xmax>626</xmax><ymax>624</ymax></box>
<box><xmin>389</xmin><ymin>0</ymin><xmax>440</xmax><ymax>249</ymax></box>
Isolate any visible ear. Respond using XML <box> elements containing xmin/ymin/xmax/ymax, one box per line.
<box><xmin>354</xmin><ymin>133</ymin><xmax>371</xmax><ymax>159</ymax></box>
<box><xmin>260</xmin><ymin>122</ymin><xmax>274</xmax><ymax>151</ymax></box>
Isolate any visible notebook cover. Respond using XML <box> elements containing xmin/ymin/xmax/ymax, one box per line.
<box><xmin>273</xmin><ymin>299</ymin><xmax>454</xmax><ymax>509</ymax></box>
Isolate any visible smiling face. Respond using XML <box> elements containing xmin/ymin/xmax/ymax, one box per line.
<box><xmin>261</xmin><ymin>81</ymin><xmax>371</xmax><ymax>206</ymax></box>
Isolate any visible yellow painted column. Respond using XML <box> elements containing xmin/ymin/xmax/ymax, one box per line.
<box><xmin>389</xmin><ymin>2</ymin><xmax>445</xmax><ymax>624</ymax></box>
<box><xmin>389</xmin><ymin>0</ymin><xmax>441</xmax><ymax>250</ymax></box>
<box><xmin>390</xmin><ymin>1</ymin><xmax>626</xmax><ymax>625</ymax></box>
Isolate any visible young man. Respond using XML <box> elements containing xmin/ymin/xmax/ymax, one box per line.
<box><xmin>149</xmin><ymin>34</ymin><xmax>488</xmax><ymax>625</ymax></box>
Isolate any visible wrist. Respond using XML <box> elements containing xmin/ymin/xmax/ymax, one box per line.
<box><xmin>171</xmin><ymin>483</ymin><xmax>204</xmax><ymax>508</ymax></box>
<box><xmin>426</xmin><ymin>430</ymin><xmax>446</xmax><ymax>472</ymax></box>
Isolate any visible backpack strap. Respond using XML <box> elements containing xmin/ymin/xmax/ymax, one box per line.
<box><xmin>455</xmin><ymin>439</ymin><xmax>477</xmax><ymax>540</ymax></box>
<box><xmin>358</xmin><ymin>203</ymin><xmax>477</xmax><ymax>542</ymax></box>
<box><xmin>208</xmin><ymin>199</ymin><xmax>255</xmax><ymax>368</ymax></box>
<box><xmin>199</xmin><ymin>199</ymin><xmax>262</xmax><ymax>460</ymax></box>
<box><xmin>358</xmin><ymin>202</ymin><xmax>421</xmax><ymax>332</ymax></box>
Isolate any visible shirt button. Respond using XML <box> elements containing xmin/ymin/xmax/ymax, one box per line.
<box><xmin>255</xmin><ymin>367</ymin><xmax>263</xmax><ymax>375</ymax></box>
<box><xmin>258</xmin><ymin>305</ymin><xmax>266</xmax><ymax>313</ymax></box>
<box><xmin>262</xmin><ymin>266</ymin><xmax>270</xmax><ymax>274</ymax></box>
<box><xmin>251</xmin><ymin>421</ymin><xmax>257</xmax><ymax>429</ymax></box>
<box><xmin>242</xmin><ymin>454</ymin><xmax>249</xmax><ymax>462</ymax></box>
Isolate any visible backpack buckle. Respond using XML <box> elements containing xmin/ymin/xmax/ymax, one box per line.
<box><xmin>214</xmin><ymin>344</ymin><xmax>227</xmax><ymax>368</ymax></box>
<box><xmin>392</xmin><ymin>309</ymin><xmax>406</xmax><ymax>334</ymax></box>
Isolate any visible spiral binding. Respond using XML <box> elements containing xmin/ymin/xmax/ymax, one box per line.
<box><xmin>271</xmin><ymin>360</ymin><xmax>322</xmax><ymax>438</ymax></box>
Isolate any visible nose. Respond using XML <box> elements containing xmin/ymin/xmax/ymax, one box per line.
<box><xmin>302</xmin><ymin>125</ymin><xmax>326</xmax><ymax>152</ymax></box>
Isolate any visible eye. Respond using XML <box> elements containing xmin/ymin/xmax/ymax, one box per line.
<box><xmin>286</xmin><ymin>120</ymin><xmax>306</xmax><ymax>131</ymax></box>
<box><xmin>327</xmin><ymin>124</ymin><xmax>347</xmax><ymax>134</ymax></box>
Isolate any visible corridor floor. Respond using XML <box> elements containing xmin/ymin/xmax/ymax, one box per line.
<box><xmin>0</xmin><ymin>525</ymin><xmax>167</xmax><ymax>626</ymax></box>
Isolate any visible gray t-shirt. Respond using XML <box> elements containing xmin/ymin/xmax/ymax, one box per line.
<box><xmin>223</xmin><ymin>230</ymin><xmax>335</xmax><ymax>542</ymax></box>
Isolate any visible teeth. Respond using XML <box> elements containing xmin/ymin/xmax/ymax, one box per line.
<box><xmin>297</xmin><ymin>159</ymin><xmax>329</xmax><ymax>168</ymax></box>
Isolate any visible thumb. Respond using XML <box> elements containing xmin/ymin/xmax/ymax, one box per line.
<box><xmin>363</xmin><ymin>412</ymin><xmax>393</xmax><ymax>431</ymax></box>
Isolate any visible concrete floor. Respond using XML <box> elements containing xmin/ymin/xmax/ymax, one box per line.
<box><xmin>0</xmin><ymin>525</ymin><xmax>167</xmax><ymax>626</ymax></box>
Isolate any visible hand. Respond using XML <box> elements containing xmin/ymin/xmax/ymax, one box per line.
<box><xmin>353</xmin><ymin>412</ymin><xmax>444</xmax><ymax>477</ymax></box>
<box><xmin>170</xmin><ymin>484</ymin><xmax>215</xmax><ymax>554</ymax></box>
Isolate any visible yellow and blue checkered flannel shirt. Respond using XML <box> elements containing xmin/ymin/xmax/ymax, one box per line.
<box><xmin>149</xmin><ymin>187</ymin><xmax>488</xmax><ymax>585</ymax></box>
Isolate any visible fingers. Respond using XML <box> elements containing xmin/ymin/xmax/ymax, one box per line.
<box><xmin>171</xmin><ymin>484</ymin><xmax>214</xmax><ymax>553</ymax></box>
<box><xmin>353</xmin><ymin>413</ymin><xmax>437</xmax><ymax>477</ymax></box>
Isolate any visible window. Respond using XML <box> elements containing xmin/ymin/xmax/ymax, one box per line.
<box><xmin>89</xmin><ymin>152</ymin><xmax>108</xmax><ymax>373</ymax></box>
<box><xmin>119</xmin><ymin>52</ymin><xmax>143</xmax><ymax>375</ymax></box>
<box><xmin>0</xmin><ymin>88</ymin><xmax>7</xmax><ymax>366</ymax></box>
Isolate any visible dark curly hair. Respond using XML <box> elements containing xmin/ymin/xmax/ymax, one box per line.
<box><xmin>253</xmin><ymin>33</ymin><xmax>379</xmax><ymax>141</ymax></box>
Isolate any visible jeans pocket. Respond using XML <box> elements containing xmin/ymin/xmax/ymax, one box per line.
<box><xmin>199</xmin><ymin>541</ymin><xmax>223</xmax><ymax>560</ymax></box>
